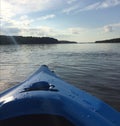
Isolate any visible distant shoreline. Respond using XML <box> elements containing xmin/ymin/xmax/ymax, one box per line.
<box><xmin>95</xmin><ymin>38</ymin><xmax>120</xmax><ymax>43</ymax></box>
<box><xmin>0</xmin><ymin>35</ymin><xmax>77</xmax><ymax>45</ymax></box>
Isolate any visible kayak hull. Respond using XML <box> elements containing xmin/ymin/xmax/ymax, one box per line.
<box><xmin>0</xmin><ymin>65</ymin><xmax>120</xmax><ymax>126</ymax></box>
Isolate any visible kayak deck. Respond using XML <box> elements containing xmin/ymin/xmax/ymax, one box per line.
<box><xmin>0</xmin><ymin>65</ymin><xmax>120</xmax><ymax>126</ymax></box>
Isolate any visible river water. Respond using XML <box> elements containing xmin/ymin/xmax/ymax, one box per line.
<box><xmin>0</xmin><ymin>43</ymin><xmax>120</xmax><ymax>111</ymax></box>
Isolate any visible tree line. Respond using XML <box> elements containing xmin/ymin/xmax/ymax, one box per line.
<box><xmin>0</xmin><ymin>35</ymin><xmax>60</xmax><ymax>45</ymax></box>
<box><xmin>0</xmin><ymin>35</ymin><xmax>77</xmax><ymax>45</ymax></box>
<box><xmin>95</xmin><ymin>38</ymin><xmax>120</xmax><ymax>43</ymax></box>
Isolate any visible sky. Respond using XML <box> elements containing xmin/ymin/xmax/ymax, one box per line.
<box><xmin>0</xmin><ymin>0</ymin><xmax>120</xmax><ymax>42</ymax></box>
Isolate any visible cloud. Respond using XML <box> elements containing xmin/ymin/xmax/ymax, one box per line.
<box><xmin>67</xmin><ymin>0</ymin><xmax>77</xmax><ymax>4</ymax></box>
<box><xmin>63</xmin><ymin>0</ymin><xmax>120</xmax><ymax>14</ymax></box>
<box><xmin>17</xmin><ymin>26</ymin><xmax>58</xmax><ymax>37</ymax></box>
<box><xmin>67</xmin><ymin>27</ymin><xmax>85</xmax><ymax>34</ymax></box>
<box><xmin>37</xmin><ymin>14</ymin><xmax>55</xmax><ymax>20</ymax></box>
<box><xmin>19</xmin><ymin>15</ymin><xmax>29</xmax><ymax>20</ymax></box>
<box><xmin>1</xmin><ymin>15</ymin><xmax>34</xmax><ymax>29</ymax></box>
<box><xmin>103</xmin><ymin>22</ymin><xmax>120</xmax><ymax>32</ymax></box>
<box><xmin>0</xmin><ymin>0</ymin><xmax>15</xmax><ymax>18</ymax></box>
<box><xmin>104</xmin><ymin>26</ymin><xmax>113</xmax><ymax>32</ymax></box>
<box><xmin>79</xmin><ymin>2</ymin><xmax>101</xmax><ymax>11</ymax></box>
<box><xmin>0</xmin><ymin>14</ymin><xmax>34</xmax><ymax>36</ymax></box>
<box><xmin>98</xmin><ymin>0</ymin><xmax>120</xmax><ymax>9</ymax></box>
<box><xmin>77</xmin><ymin>0</ymin><xmax>120</xmax><ymax>12</ymax></box>
<box><xmin>0</xmin><ymin>28</ymin><xmax>21</xmax><ymax>36</ymax></box>
<box><xmin>62</xmin><ymin>5</ymin><xmax>80</xmax><ymax>14</ymax></box>
<box><xmin>0</xmin><ymin>0</ymin><xmax>62</xmax><ymax>18</ymax></box>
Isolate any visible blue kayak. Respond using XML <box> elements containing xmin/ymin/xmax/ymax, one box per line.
<box><xmin>0</xmin><ymin>65</ymin><xmax>120</xmax><ymax>126</ymax></box>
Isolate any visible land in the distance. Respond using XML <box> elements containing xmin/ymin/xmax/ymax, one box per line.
<box><xmin>95</xmin><ymin>38</ymin><xmax>120</xmax><ymax>43</ymax></box>
<box><xmin>0</xmin><ymin>35</ymin><xmax>77</xmax><ymax>45</ymax></box>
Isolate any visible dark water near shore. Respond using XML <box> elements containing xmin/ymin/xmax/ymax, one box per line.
<box><xmin>0</xmin><ymin>43</ymin><xmax>120</xmax><ymax>111</ymax></box>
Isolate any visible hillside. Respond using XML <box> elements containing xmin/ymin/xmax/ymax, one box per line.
<box><xmin>0</xmin><ymin>35</ymin><xmax>77</xmax><ymax>45</ymax></box>
<box><xmin>95</xmin><ymin>38</ymin><xmax>120</xmax><ymax>43</ymax></box>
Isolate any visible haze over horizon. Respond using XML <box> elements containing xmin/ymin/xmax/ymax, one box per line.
<box><xmin>0</xmin><ymin>0</ymin><xmax>120</xmax><ymax>42</ymax></box>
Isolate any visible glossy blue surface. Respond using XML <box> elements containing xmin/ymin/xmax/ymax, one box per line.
<box><xmin>0</xmin><ymin>65</ymin><xmax>120</xmax><ymax>126</ymax></box>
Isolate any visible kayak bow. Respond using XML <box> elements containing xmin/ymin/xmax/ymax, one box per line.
<box><xmin>0</xmin><ymin>65</ymin><xmax>120</xmax><ymax>126</ymax></box>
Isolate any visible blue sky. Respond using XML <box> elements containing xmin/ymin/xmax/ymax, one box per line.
<box><xmin>0</xmin><ymin>0</ymin><xmax>120</xmax><ymax>42</ymax></box>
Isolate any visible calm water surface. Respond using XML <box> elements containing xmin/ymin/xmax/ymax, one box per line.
<box><xmin>0</xmin><ymin>43</ymin><xmax>120</xmax><ymax>111</ymax></box>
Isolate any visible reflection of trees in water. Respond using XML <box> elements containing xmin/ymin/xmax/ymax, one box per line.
<box><xmin>35</xmin><ymin>44</ymin><xmax>58</xmax><ymax>50</ymax></box>
<box><xmin>0</xmin><ymin>45</ymin><xmax>19</xmax><ymax>53</ymax></box>
<box><xmin>18</xmin><ymin>44</ymin><xmax>58</xmax><ymax>52</ymax></box>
